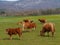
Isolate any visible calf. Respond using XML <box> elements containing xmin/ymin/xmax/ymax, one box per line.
<box><xmin>40</xmin><ymin>23</ymin><xmax>55</xmax><ymax>37</ymax></box>
<box><xmin>6</xmin><ymin>27</ymin><xmax>22</xmax><ymax>40</ymax></box>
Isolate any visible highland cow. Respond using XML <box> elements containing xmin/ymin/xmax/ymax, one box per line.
<box><xmin>40</xmin><ymin>23</ymin><xmax>55</xmax><ymax>37</ymax></box>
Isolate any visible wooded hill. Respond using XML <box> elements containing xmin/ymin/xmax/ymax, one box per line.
<box><xmin>0</xmin><ymin>8</ymin><xmax>60</xmax><ymax>16</ymax></box>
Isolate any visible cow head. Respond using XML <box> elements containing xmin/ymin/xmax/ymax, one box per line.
<box><xmin>30</xmin><ymin>20</ymin><xmax>33</xmax><ymax>23</ymax></box>
<box><xmin>23</xmin><ymin>19</ymin><xmax>30</xmax><ymax>22</ymax></box>
<box><xmin>6</xmin><ymin>29</ymin><xmax>9</xmax><ymax>32</ymax></box>
<box><xmin>6</xmin><ymin>29</ymin><xmax>9</xmax><ymax>34</ymax></box>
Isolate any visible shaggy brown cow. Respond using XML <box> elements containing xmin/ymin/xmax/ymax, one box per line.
<box><xmin>18</xmin><ymin>20</ymin><xmax>36</xmax><ymax>31</ymax></box>
<box><xmin>38</xmin><ymin>19</ymin><xmax>47</xmax><ymax>23</ymax></box>
<box><xmin>40</xmin><ymin>23</ymin><xmax>55</xmax><ymax>37</ymax></box>
<box><xmin>6</xmin><ymin>27</ymin><xmax>22</xmax><ymax>40</ymax></box>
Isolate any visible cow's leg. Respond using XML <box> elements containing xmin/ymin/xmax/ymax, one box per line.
<box><xmin>22</xmin><ymin>27</ymin><xmax>24</xmax><ymax>31</ymax></box>
<box><xmin>33</xmin><ymin>27</ymin><xmax>36</xmax><ymax>30</ymax></box>
<box><xmin>50</xmin><ymin>23</ymin><xmax>55</xmax><ymax>37</ymax></box>
<box><xmin>22</xmin><ymin>25</ymin><xmax>24</xmax><ymax>31</ymax></box>
<box><xmin>47</xmin><ymin>32</ymin><xmax>49</xmax><ymax>37</ymax></box>
<box><xmin>33</xmin><ymin>26</ymin><xmax>36</xmax><ymax>30</ymax></box>
<box><xmin>18</xmin><ymin>33</ymin><xmax>22</xmax><ymax>40</ymax></box>
<box><xmin>52</xmin><ymin>26</ymin><xmax>55</xmax><ymax>37</ymax></box>
<box><xmin>10</xmin><ymin>35</ymin><xmax>12</xmax><ymax>40</ymax></box>
<box><xmin>22</xmin><ymin>23</ymin><xmax>25</xmax><ymax>31</ymax></box>
<box><xmin>18</xmin><ymin>34</ymin><xmax>21</xmax><ymax>40</ymax></box>
<box><xmin>52</xmin><ymin>32</ymin><xmax>54</xmax><ymax>37</ymax></box>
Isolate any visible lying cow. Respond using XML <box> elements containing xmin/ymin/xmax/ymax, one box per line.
<box><xmin>6</xmin><ymin>27</ymin><xmax>22</xmax><ymax>40</ymax></box>
<box><xmin>40</xmin><ymin>22</ymin><xmax>55</xmax><ymax>37</ymax></box>
<box><xmin>38</xmin><ymin>19</ymin><xmax>47</xmax><ymax>23</ymax></box>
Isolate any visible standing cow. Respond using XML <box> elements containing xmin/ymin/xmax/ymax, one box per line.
<box><xmin>40</xmin><ymin>23</ymin><xmax>55</xmax><ymax>37</ymax></box>
<box><xmin>17</xmin><ymin>19</ymin><xmax>36</xmax><ymax>31</ymax></box>
<box><xmin>6</xmin><ymin>27</ymin><xmax>22</xmax><ymax>40</ymax></box>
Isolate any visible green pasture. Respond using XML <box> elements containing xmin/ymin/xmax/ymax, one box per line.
<box><xmin>0</xmin><ymin>15</ymin><xmax>60</xmax><ymax>45</ymax></box>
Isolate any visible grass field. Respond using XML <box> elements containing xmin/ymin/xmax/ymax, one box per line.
<box><xmin>0</xmin><ymin>15</ymin><xmax>60</xmax><ymax>45</ymax></box>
